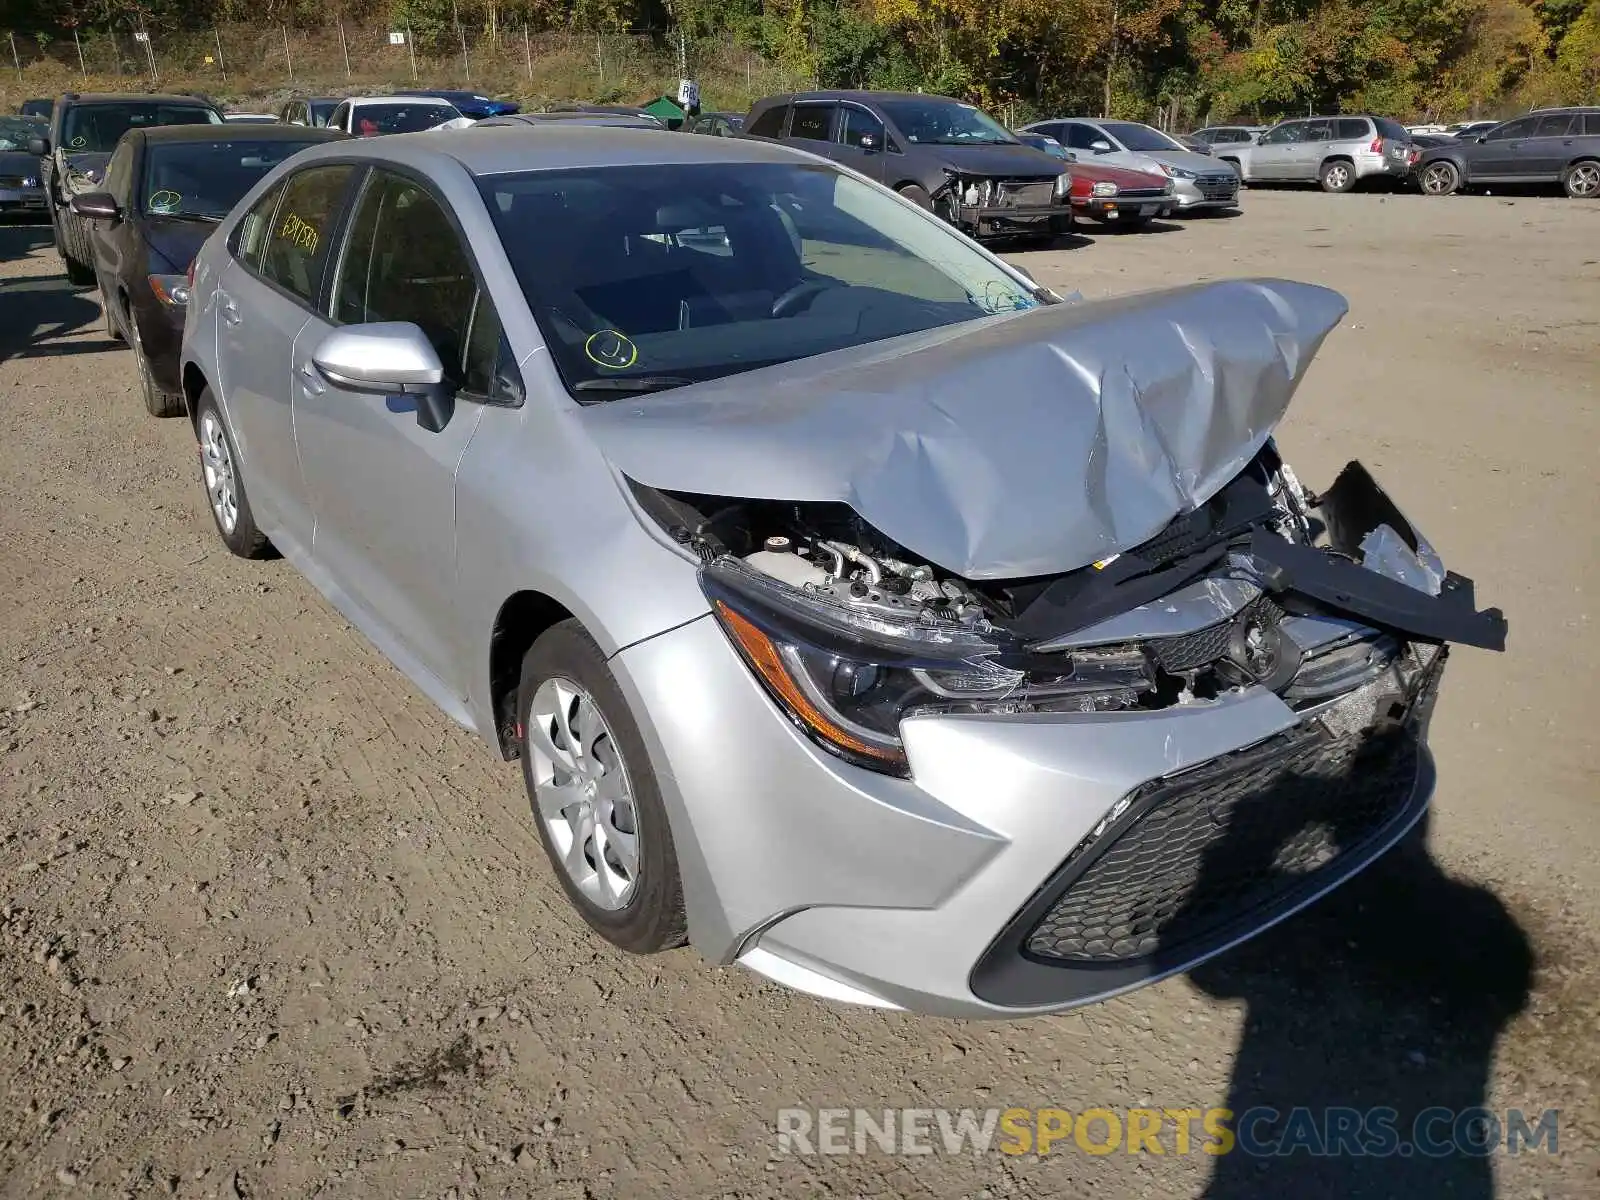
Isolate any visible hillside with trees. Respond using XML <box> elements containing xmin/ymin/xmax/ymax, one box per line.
<box><xmin>2</xmin><ymin>0</ymin><xmax>1596</xmax><ymax>122</ymax></box>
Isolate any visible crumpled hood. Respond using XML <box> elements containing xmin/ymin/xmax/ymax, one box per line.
<box><xmin>581</xmin><ymin>278</ymin><xmax>1348</xmax><ymax>579</ymax></box>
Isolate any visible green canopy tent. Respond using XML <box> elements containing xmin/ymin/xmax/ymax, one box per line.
<box><xmin>641</xmin><ymin>95</ymin><xmax>688</xmax><ymax>130</ymax></box>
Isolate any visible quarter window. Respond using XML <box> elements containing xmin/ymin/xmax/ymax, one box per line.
<box><xmin>746</xmin><ymin>105</ymin><xmax>787</xmax><ymax>139</ymax></box>
<box><xmin>235</xmin><ymin>183</ymin><xmax>284</xmax><ymax>271</ymax></box>
<box><xmin>789</xmin><ymin>104</ymin><xmax>836</xmax><ymax>142</ymax></box>
<box><xmin>1586</xmin><ymin>113</ymin><xmax>1600</xmax><ymax>135</ymax></box>
<box><xmin>255</xmin><ymin>164</ymin><xmax>353</xmax><ymax>304</ymax></box>
<box><xmin>332</xmin><ymin>171</ymin><xmax>500</xmax><ymax>394</ymax></box>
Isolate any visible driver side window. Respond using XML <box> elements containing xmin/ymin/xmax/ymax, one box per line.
<box><xmin>1487</xmin><ymin>118</ymin><xmax>1533</xmax><ymax>140</ymax></box>
<box><xmin>332</xmin><ymin>170</ymin><xmax>502</xmax><ymax>396</ymax></box>
<box><xmin>839</xmin><ymin>106</ymin><xmax>883</xmax><ymax>150</ymax></box>
<box><xmin>1261</xmin><ymin>123</ymin><xmax>1300</xmax><ymax>145</ymax></box>
<box><xmin>1062</xmin><ymin>123</ymin><xmax>1100</xmax><ymax>151</ymax></box>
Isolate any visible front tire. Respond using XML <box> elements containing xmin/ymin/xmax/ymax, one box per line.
<box><xmin>1319</xmin><ymin>160</ymin><xmax>1355</xmax><ymax>193</ymax></box>
<box><xmin>1562</xmin><ymin>159</ymin><xmax>1600</xmax><ymax>199</ymax></box>
<box><xmin>896</xmin><ymin>183</ymin><xmax>933</xmax><ymax>210</ymax></box>
<box><xmin>1419</xmin><ymin>160</ymin><xmax>1460</xmax><ymax>196</ymax></box>
<box><xmin>517</xmin><ymin>620</ymin><xmax>687</xmax><ymax>954</ymax></box>
<box><xmin>194</xmin><ymin>388</ymin><xmax>271</xmax><ymax>558</ymax></box>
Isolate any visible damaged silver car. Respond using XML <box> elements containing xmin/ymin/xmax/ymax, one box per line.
<box><xmin>179</xmin><ymin>128</ymin><xmax>1505</xmax><ymax>1018</ymax></box>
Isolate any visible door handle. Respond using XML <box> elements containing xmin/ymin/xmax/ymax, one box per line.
<box><xmin>298</xmin><ymin>362</ymin><xmax>326</xmax><ymax>396</ymax></box>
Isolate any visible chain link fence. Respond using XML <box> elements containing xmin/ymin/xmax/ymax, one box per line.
<box><xmin>4</xmin><ymin>22</ymin><xmax>801</xmax><ymax>112</ymax></box>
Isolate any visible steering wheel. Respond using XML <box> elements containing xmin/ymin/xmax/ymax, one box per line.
<box><xmin>771</xmin><ymin>278</ymin><xmax>835</xmax><ymax>318</ymax></box>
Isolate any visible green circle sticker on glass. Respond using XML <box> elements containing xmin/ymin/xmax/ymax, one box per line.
<box><xmin>584</xmin><ymin>329</ymin><xmax>637</xmax><ymax>371</ymax></box>
<box><xmin>148</xmin><ymin>190</ymin><xmax>182</xmax><ymax>214</ymax></box>
<box><xmin>69</xmin><ymin>136</ymin><xmax>87</xmax><ymax>148</ymax></box>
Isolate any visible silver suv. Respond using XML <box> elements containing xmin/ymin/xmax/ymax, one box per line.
<box><xmin>1224</xmin><ymin>115</ymin><xmax>1414</xmax><ymax>191</ymax></box>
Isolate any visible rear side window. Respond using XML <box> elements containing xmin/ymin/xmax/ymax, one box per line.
<box><xmin>1336</xmin><ymin>119</ymin><xmax>1370</xmax><ymax>140</ymax></box>
<box><xmin>1587</xmin><ymin>114</ymin><xmax>1600</xmax><ymax>135</ymax></box>
<box><xmin>789</xmin><ymin>104</ymin><xmax>836</xmax><ymax>142</ymax></box>
<box><xmin>747</xmin><ymin>105</ymin><xmax>786</xmax><ymax>138</ymax></box>
<box><xmin>332</xmin><ymin>171</ymin><xmax>499</xmax><ymax>393</ymax></box>
<box><xmin>235</xmin><ymin>183</ymin><xmax>283</xmax><ymax>270</ymax></box>
<box><xmin>1375</xmin><ymin>118</ymin><xmax>1409</xmax><ymax>140</ymax></box>
<box><xmin>255</xmin><ymin>164</ymin><xmax>353</xmax><ymax>304</ymax></box>
<box><xmin>1534</xmin><ymin>114</ymin><xmax>1576</xmax><ymax>136</ymax></box>
<box><xmin>1304</xmin><ymin>120</ymin><xmax>1334</xmax><ymax>142</ymax></box>
<box><xmin>1062</xmin><ymin>123</ymin><xmax>1102</xmax><ymax>150</ymax></box>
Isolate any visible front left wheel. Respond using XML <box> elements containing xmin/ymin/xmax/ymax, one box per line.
<box><xmin>517</xmin><ymin>620</ymin><xmax>687</xmax><ymax>954</ymax></box>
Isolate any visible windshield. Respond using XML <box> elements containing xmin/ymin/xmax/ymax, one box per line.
<box><xmin>0</xmin><ymin>116</ymin><xmax>41</xmax><ymax>151</ymax></box>
<box><xmin>62</xmin><ymin>103</ymin><xmax>221</xmax><ymax>153</ymax></box>
<box><xmin>353</xmin><ymin>104</ymin><xmax>458</xmax><ymax>135</ymax></box>
<box><xmin>479</xmin><ymin>162</ymin><xmax>1042</xmax><ymax>396</ymax></box>
<box><xmin>1100</xmin><ymin>121</ymin><xmax>1186</xmax><ymax>152</ymax></box>
<box><xmin>142</xmin><ymin>138</ymin><xmax>323</xmax><ymax>219</ymax></box>
<box><xmin>874</xmin><ymin>98</ymin><xmax>1016</xmax><ymax>146</ymax></box>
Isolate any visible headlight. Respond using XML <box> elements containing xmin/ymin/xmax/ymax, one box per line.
<box><xmin>22</xmin><ymin>176</ymin><xmax>38</xmax><ymax>188</ymax></box>
<box><xmin>1162</xmin><ymin>164</ymin><xmax>1196</xmax><ymax>180</ymax></box>
<box><xmin>702</xmin><ymin>558</ymin><xmax>1151</xmax><ymax>775</ymax></box>
<box><xmin>148</xmin><ymin>274</ymin><xmax>190</xmax><ymax>307</ymax></box>
<box><xmin>1163</xmin><ymin>180</ymin><xmax>1175</xmax><ymax>195</ymax></box>
<box><xmin>1054</xmin><ymin>170</ymin><xmax>1072</xmax><ymax>197</ymax></box>
<box><xmin>1091</xmin><ymin>180</ymin><xmax>1119</xmax><ymax>197</ymax></box>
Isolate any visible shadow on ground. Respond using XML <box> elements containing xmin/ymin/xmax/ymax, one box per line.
<box><xmin>1189</xmin><ymin>806</ymin><xmax>1533</xmax><ymax>1199</ymax></box>
<box><xmin>0</xmin><ymin>222</ymin><xmax>106</xmax><ymax>366</ymax></box>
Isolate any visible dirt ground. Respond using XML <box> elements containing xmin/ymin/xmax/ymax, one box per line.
<box><xmin>1</xmin><ymin>188</ymin><xmax>1597</xmax><ymax>1200</ymax></box>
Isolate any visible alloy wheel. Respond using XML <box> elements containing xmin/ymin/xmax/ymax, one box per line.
<box><xmin>1421</xmin><ymin>163</ymin><xmax>1457</xmax><ymax>195</ymax></box>
<box><xmin>527</xmin><ymin>677</ymin><xmax>640</xmax><ymax>911</ymax></box>
<box><xmin>1567</xmin><ymin>163</ymin><xmax>1600</xmax><ymax>198</ymax></box>
<box><xmin>199</xmin><ymin>410</ymin><xmax>239</xmax><ymax>534</ymax></box>
<box><xmin>1324</xmin><ymin>164</ymin><xmax>1351</xmax><ymax>191</ymax></box>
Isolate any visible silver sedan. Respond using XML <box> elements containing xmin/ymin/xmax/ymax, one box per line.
<box><xmin>178</xmin><ymin>128</ymin><xmax>1504</xmax><ymax>1017</ymax></box>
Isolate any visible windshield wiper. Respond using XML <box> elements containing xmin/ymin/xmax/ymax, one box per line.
<box><xmin>148</xmin><ymin>212</ymin><xmax>224</xmax><ymax>223</ymax></box>
<box><xmin>573</xmin><ymin>376</ymin><xmax>694</xmax><ymax>394</ymax></box>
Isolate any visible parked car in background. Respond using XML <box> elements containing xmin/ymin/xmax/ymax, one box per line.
<box><xmin>279</xmin><ymin>97</ymin><xmax>342</xmax><ymax>127</ymax></box>
<box><xmin>1413</xmin><ymin>108</ymin><xmax>1600</xmax><ymax>198</ymax></box>
<box><xmin>326</xmin><ymin>97</ymin><xmax>473</xmax><ymax>136</ymax></box>
<box><xmin>475</xmin><ymin>112</ymin><xmax>666</xmax><ymax>131</ymax></box>
<box><xmin>224</xmin><ymin>113</ymin><xmax>278</xmax><ymax>124</ymax></box>
<box><xmin>688</xmin><ymin>112</ymin><xmax>744</xmax><ymax>136</ymax></box>
<box><xmin>1067</xmin><ymin>157</ymin><xmax>1176</xmax><ymax>227</ymax></box>
<box><xmin>1224</xmin><ymin>115</ymin><xmax>1413</xmax><ymax>191</ymax></box>
<box><xmin>1447</xmin><ymin>120</ymin><xmax>1499</xmax><ymax>139</ymax></box>
<box><xmin>1188</xmin><ymin>125</ymin><xmax>1265</xmax><ymax>148</ymax></box>
<box><xmin>545</xmin><ymin>104</ymin><xmax>665</xmax><ymax>126</ymax></box>
<box><xmin>20</xmin><ymin>98</ymin><xmax>53</xmax><ymax>121</ymax></box>
<box><xmin>0</xmin><ymin>116</ymin><xmax>48</xmax><ymax>219</ymax></box>
<box><xmin>69</xmin><ymin>124</ymin><xmax>345</xmax><ymax>415</ymax></box>
<box><xmin>1175</xmin><ymin>133</ymin><xmax>1213</xmax><ymax>154</ymax></box>
<box><xmin>748</xmin><ymin>91</ymin><xmax>1071</xmax><ymax>240</ymax></box>
<box><xmin>29</xmin><ymin>92</ymin><xmax>224</xmax><ymax>283</ymax></box>
<box><xmin>1019</xmin><ymin>117</ymin><xmax>1238</xmax><ymax>211</ymax></box>
<box><xmin>175</xmin><ymin>124</ymin><xmax>1505</xmax><ymax>1019</ymax></box>
<box><xmin>394</xmin><ymin>89</ymin><xmax>520</xmax><ymax>119</ymax></box>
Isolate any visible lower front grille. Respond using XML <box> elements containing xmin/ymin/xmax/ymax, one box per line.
<box><xmin>995</xmin><ymin>179</ymin><xmax>1055</xmax><ymax>208</ymax></box>
<box><xmin>1196</xmin><ymin>175</ymin><xmax>1239</xmax><ymax>200</ymax></box>
<box><xmin>1024</xmin><ymin>720</ymin><xmax>1420</xmax><ymax>964</ymax></box>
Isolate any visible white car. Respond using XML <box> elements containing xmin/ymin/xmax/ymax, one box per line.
<box><xmin>326</xmin><ymin>96</ymin><xmax>474</xmax><ymax>137</ymax></box>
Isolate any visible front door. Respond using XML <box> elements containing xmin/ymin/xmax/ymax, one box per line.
<box><xmin>293</xmin><ymin>168</ymin><xmax>502</xmax><ymax>695</ymax></box>
<box><xmin>1251</xmin><ymin>122</ymin><xmax>1303</xmax><ymax>179</ymax></box>
<box><xmin>1473</xmin><ymin>117</ymin><xmax>1537</xmax><ymax>179</ymax></box>
<box><xmin>214</xmin><ymin>163</ymin><xmax>355</xmax><ymax>556</ymax></box>
<box><xmin>786</xmin><ymin>102</ymin><xmax>839</xmax><ymax>158</ymax></box>
<box><xmin>832</xmin><ymin>103</ymin><xmax>889</xmax><ymax>183</ymax></box>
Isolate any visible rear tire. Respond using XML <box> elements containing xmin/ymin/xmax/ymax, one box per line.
<box><xmin>194</xmin><ymin>387</ymin><xmax>271</xmax><ymax>558</ymax></box>
<box><xmin>1419</xmin><ymin>160</ymin><xmax>1460</xmax><ymax>196</ymax></box>
<box><xmin>1319</xmin><ymin>159</ymin><xmax>1355</xmax><ymax>193</ymax></box>
<box><xmin>517</xmin><ymin>620</ymin><xmax>687</xmax><ymax>954</ymax></box>
<box><xmin>1562</xmin><ymin>159</ymin><xmax>1600</xmax><ymax>199</ymax></box>
<box><xmin>896</xmin><ymin>183</ymin><xmax>933</xmax><ymax>210</ymax></box>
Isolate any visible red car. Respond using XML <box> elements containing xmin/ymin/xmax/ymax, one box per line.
<box><xmin>1069</xmin><ymin>159</ymin><xmax>1176</xmax><ymax>228</ymax></box>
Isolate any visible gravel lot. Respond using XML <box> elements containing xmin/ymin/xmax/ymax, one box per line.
<box><xmin>2</xmin><ymin>188</ymin><xmax>1596</xmax><ymax>1199</ymax></box>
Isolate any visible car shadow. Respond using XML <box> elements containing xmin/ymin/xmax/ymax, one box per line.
<box><xmin>0</xmin><ymin>225</ymin><xmax>107</xmax><ymax>366</ymax></box>
<box><xmin>1184</xmin><ymin>802</ymin><xmax>1533</xmax><ymax>1199</ymax></box>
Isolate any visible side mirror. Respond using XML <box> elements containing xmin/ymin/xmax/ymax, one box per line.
<box><xmin>311</xmin><ymin>322</ymin><xmax>457</xmax><ymax>433</ymax></box>
<box><xmin>27</xmin><ymin>135</ymin><xmax>49</xmax><ymax>156</ymax></box>
<box><xmin>71</xmin><ymin>191</ymin><xmax>120</xmax><ymax>222</ymax></box>
<box><xmin>858</xmin><ymin>133</ymin><xmax>878</xmax><ymax>152</ymax></box>
<box><xmin>1090</xmin><ymin>140</ymin><xmax>1113</xmax><ymax>154</ymax></box>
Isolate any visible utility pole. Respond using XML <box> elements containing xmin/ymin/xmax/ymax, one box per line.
<box><xmin>523</xmin><ymin>24</ymin><xmax>532</xmax><ymax>82</ymax></box>
<box><xmin>283</xmin><ymin>25</ymin><xmax>293</xmax><ymax>82</ymax></box>
<box><xmin>213</xmin><ymin>27</ymin><xmax>227</xmax><ymax>84</ymax></box>
<box><xmin>74</xmin><ymin>29</ymin><xmax>87</xmax><ymax>78</ymax></box>
<box><xmin>452</xmin><ymin>0</ymin><xmax>470</xmax><ymax>81</ymax></box>
<box><xmin>338</xmin><ymin>20</ymin><xmax>351</xmax><ymax>79</ymax></box>
<box><xmin>7</xmin><ymin>32</ymin><xmax>20</xmax><ymax>82</ymax></box>
<box><xmin>406</xmin><ymin>25</ymin><xmax>418</xmax><ymax>81</ymax></box>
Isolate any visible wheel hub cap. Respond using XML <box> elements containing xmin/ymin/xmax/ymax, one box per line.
<box><xmin>199</xmin><ymin>412</ymin><xmax>238</xmax><ymax>534</ymax></box>
<box><xmin>527</xmin><ymin>677</ymin><xmax>640</xmax><ymax>911</ymax></box>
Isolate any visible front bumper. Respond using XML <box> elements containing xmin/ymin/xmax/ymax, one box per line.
<box><xmin>1074</xmin><ymin>195</ymin><xmax>1175</xmax><ymax>221</ymax></box>
<box><xmin>610</xmin><ymin>613</ymin><xmax>1442</xmax><ymax>1018</ymax></box>
<box><xmin>0</xmin><ymin>187</ymin><xmax>47</xmax><ymax>215</ymax></box>
<box><xmin>133</xmin><ymin>300</ymin><xmax>187</xmax><ymax>393</ymax></box>
<box><xmin>1354</xmin><ymin>152</ymin><xmax>1411</xmax><ymax>179</ymax></box>
<box><xmin>949</xmin><ymin>201</ymin><xmax>1071</xmax><ymax>236</ymax></box>
<box><xmin>1171</xmin><ymin>174</ymin><xmax>1240</xmax><ymax>209</ymax></box>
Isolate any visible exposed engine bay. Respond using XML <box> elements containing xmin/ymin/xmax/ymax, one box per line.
<box><xmin>627</xmin><ymin>442</ymin><xmax>1505</xmax><ymax>772</ymax></box>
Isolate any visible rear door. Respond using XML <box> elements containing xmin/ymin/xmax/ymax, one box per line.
<box><xmin>293</xmin><ymin>168</ymin><xmax>502</xmax><ymax>693</ymax></box>
<box><xmin>215</xmin><ymin>162</ymin><xmax>356</xmax><ymax>557</ymax></box>
<box><xmin>786</xmin><ymin>102</ymin><xmax>839</xmax><ymax>157</ymax></box>
<box><xmin>1292</xmin><ymin>119</ymin><xmax>1335</xmax><ymax>179</ymax></box>
<box><xmin>1524</xmin><ymin>113</ymin><xmax>1578</xmax><ymax>176</ymax></box>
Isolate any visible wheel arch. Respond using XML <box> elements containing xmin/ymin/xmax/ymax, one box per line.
<box><xmin>488</xmin><ymin>589</ymin><xmax>579</xmax><ymax>760</ymax></box>
<box><xmin>181</xmin><ymin>361</ymin><xmax>210</xmax><ymax>428</ymax></box>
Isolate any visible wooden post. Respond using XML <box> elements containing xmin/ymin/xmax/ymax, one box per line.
<box><xmin>213</xmin><ymin>26</ymin><xmax>227</xmax><ymax>84</ymax></box>
<box><xmin>523</xmin><ymin>24</ymin><xmax>532</xmax><ymax>81</ymax></box>
<box><xmin>338</xmin><ymin>20</ymin><xmax>351</xmax><ymax>79</ymax></box>
<box><xmin>74</xmin><ymin>29</ymin><xmax>87</xmax><ymax>78</ymax></box>
<box><xmin>7</xmin><ymin>32</ymin><xmax>20</xmax><ymax>81</ymax></box>
<box><xmin>406</xmin><ymin>25</ymin><xmax>418</xmax><ymax>81</ymax></box>
<box><xmin>283</xmin><ymin>25</ymin><xmax>294</xmax><ymax>82</ymax></box>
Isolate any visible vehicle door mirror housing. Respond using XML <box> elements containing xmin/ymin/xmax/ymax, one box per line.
<box><xmin>71</xmin><ymin>191</ymin><xmax>120</xmax><ymax>222</ymax></box>
<box><xmin>27</xmin><ymin>135</ymin><xmax>49</xmax><ymax>156</ymax></box>
<box><xmin>312</xmin><ymin>322</ymin><xmax>458</xmax><ymax>431</ymax></box>
<box><xmin>857</xmin><ymin>133</ymin><xmax>877</xmax><ymax>152</ymax></box>
<box><xmin>1090</xmin><ymin>140</ymin><xmax>1113</xmax><ymax>153</ymax></box>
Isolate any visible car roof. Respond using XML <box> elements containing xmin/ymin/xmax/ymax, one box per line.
<box><xmin>758</xmin><ymin>90</ymin><xmax>967</xmax><ymax>106</ymax></box>
<box><xmin>135</xmin><ymin>124</ymin><xmax>346</xmax><ymax>144</ymax></box>
<box><xmin>484</xmin><ymin>112</ymin><xmax>659</xmax><ymax>127</ymax></box>
<box><xmin>290</xmin><ymin>124</ymin><xmax>819</xmax><ymax>177</ymax></box>
<box><xmin>58</xmin><ymin>92</ymin><xmax>218</xmax><ymax>106</ymax></box>
<box><xmin>347</xmin><ymin>95</ymin><xmax>455</xmax><ymax>106</ymax></box>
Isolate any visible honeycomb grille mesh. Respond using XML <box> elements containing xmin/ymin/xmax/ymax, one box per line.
<box><xmin>1024</xmin><ymin>722</ymin><xmax>1420</xmax><ymax>963</ymax></box>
